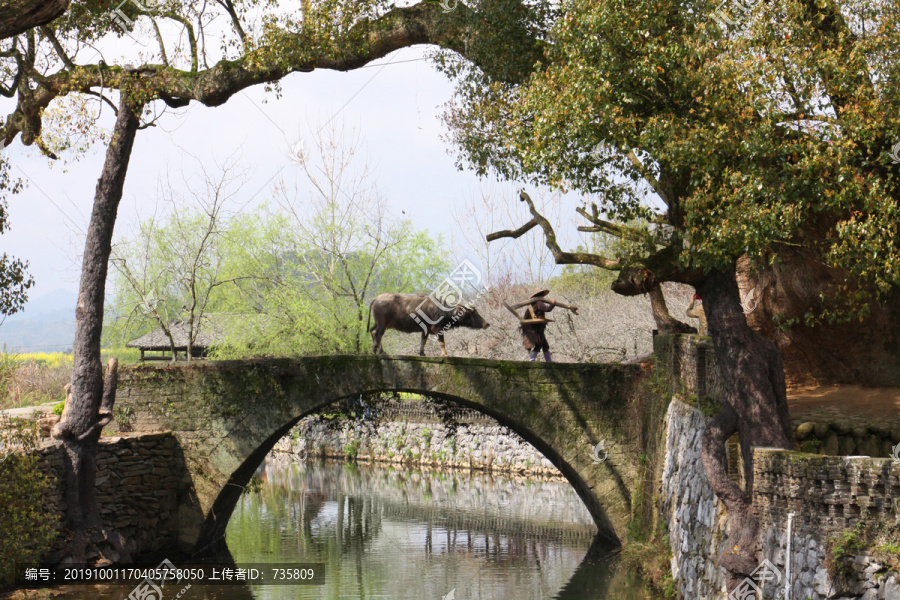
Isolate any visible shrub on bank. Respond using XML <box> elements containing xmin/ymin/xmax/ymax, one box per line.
<box><xmin>0</xmin><ymin>414</ymin><xmax>56</xmax><ymax>589</ymax></box>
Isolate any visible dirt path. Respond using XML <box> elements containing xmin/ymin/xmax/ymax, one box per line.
<box><xmin>0</xmin><ymin>402</ymin><xmax>57</xmax><ymax>418</ymax></box>
<box><xmin>788</xmin><ymin>384</ymin><xmax>900</xmax><ymax>427</ymax></box>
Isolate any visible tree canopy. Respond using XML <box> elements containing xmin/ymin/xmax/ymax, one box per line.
<box><xmin>445</xmin><ymin>0</ymin><xmax>900</xmax><ymax>317</ymax></box>
<box><xmin>0</xmin><ymin>0</ymin><xmax>552</xmax><ymax>153</ymax></box>
<box><xmin>0</xmin><ymin>160</ymin><xmax>32</xmax><ymax>321</ymax></box>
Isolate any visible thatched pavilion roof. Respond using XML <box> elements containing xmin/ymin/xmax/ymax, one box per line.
<box><xmin>125</xmin><ymin>315</ymin><xmax>230</xmax><ymax>351</ymax></box>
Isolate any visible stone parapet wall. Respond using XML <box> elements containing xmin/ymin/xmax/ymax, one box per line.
<box><xmin>653</xmin><ymin>334</ymin><xmax>723</xmax><ymax>403</ymax></box>
<box><xmin>663</xmin><ymin>398</ymin><xmax>900</xmax><ymax>600</ymax></box>
<box><xmin>753</xmin><ymin>450</ymin><xmax>900</xmax><ymax>538</ymax></box>
<box><xmin>36</xmin><ymin>432</ymin><xmax>192</xmax><ymax>559</ymax></box>
<box><xmin>751</xmin><ymin>449</ymin><xmax>900</xmax><ymax>600</ymax></box>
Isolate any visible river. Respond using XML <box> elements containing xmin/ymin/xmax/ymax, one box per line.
<box><xmin>223</xmin><ymin>459</ymin><xmax>660</xmax><ymax>600</ymax></box>
<box><xmin>13</xmin><ymin>459</ymin><xmax>661</xmax><ymax>600</ymax></box>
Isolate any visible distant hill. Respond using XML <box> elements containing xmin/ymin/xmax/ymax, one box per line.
<box><xmin>0</xmin><ymin>288</ymin><xmax>77</xmax><ymax>353</ymax></box>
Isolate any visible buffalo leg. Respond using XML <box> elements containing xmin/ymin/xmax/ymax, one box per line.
<box><xmin>419</xmin><ymin>332</ymin><xmax>428</xmax><ymax>356</ymax></box>
<box><xmin>371</xmin><ymin>326</ymin><xmax>384</xmax><ymax>354</ymax></box>
<box><xmin>438</xmin><ymin>332</ymin><xmax>448</xmax><ymax>357</ymax></box>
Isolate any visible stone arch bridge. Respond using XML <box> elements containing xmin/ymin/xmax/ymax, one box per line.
<box><xmin>114</xmin><ymin>355</ymin><xmax>645</xmax><ymax>555</ymax></box>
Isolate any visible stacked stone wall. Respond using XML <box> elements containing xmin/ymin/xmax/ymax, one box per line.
<box><xmin>658</xmin><ymin>335</ymin><xmax>900</xmax><ymax>600</ymax></box>
<box><xmin>659</xmin><ymin>398</ymin><xmax>729</xmax><ymax>599</ymax></box>
<box><xmin>36</xmin><ymin>432</ymin><xmax>191</xmax><ymax>559</ymax></box>
<box><xmin>272</xmin><ymin>415</ymin><xmax>563</xmax><ymax>477</ymax></box>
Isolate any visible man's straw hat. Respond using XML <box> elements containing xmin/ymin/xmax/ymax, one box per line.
<box><xmin>531</xmin><ymin>288</ymin><xmax>550</xmax><ymax>298</ymax></box>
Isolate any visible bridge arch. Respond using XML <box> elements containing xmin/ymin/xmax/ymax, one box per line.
<box><xmin>116</xmin><ymin>356</ymin><xmax>643</xmax><ymax>555</ymax></box>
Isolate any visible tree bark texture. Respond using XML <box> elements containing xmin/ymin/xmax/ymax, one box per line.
<box><xmin>699</xmin><ymin>267</ymin><xmax>793</xmax><ymax>586</ymax></box>
<box><xmin>0</xmin><ymin>0</ymin><xmax>68</xmax><ymax>40</ymax></box>
<box><xmin>51</xmin><ymin>97</ymin><xmax>140</xmax><ymax>564</ymax></box>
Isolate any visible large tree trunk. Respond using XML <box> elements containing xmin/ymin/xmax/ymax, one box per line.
<box><xmin>0</xmin><ymin>0</ymin><xmax>69</xmax><ymax>40</ymax></box>
<box><xmin>50</xmin><ymin>97</ymin><xmax>140</xmax><ymax>564</ymax></box>
<box><xmin>700</xmin><ymin>267</ymin><xmax>793</xmax><ymax>587</ymax></box>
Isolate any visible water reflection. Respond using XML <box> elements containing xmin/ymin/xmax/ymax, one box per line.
<box><xmin>222</xmin><ymin>459</ymin><xmax>658</xmax><ymax>600</ymax></box>
<box><xmin>13</xmin><ymin>460</ymin><xmax>657</xmax><ymax>600</ymax></box>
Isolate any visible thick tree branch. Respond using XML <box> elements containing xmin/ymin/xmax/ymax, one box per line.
<box><xmin>485</xmin><ymin>216</ymin><xmax>539</xmax><ymax>241</ymax></box>
<box><xmin>611</xmin><ymin>243</ymin><xmax>705</xmax><ymax>295</ymax></box>
<box><xmin>648</xmin><ymin>284</ymin><xmax>695</xmax><ymax>334</ymax></box>
<box><xmin>0</xmin><ymin>2</ymin><xmax>500</xmax><ymax>148</ymax></box>
<box><xmin>0</xmin><ymin>0</ymin><xmax>69</xmax><ymax>40</ymax></box>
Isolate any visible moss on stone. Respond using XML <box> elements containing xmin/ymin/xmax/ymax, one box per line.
<box><xmin>118</xmin><ymin>355</ymin><xmax>647</xmax><ymax>547</ymax></box>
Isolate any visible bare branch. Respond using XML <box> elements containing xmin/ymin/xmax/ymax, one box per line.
<box><xmin>150</xmin><ymin>19</ymin><xmax>169</xmax><ymax>66</ymax></box>
<box><xmin>161</xmin><ymin>11</ymin><xmax>198</xmax><ymax>73</ymax></box>
<box><xmin>215</xmin><ymin>0</ymin><xmax>248</xmax><ymax>50</ymax></box>
<box><xmin>487</xmin><ymin>190</ymin><xmax>622</xmax><ymax>270</ymax></box>
<box><xmin>485</xmin><ymin>217</ymin><xmax>539</xmax><ymax>242</ymax></box>
<box><xmin>39</xmin><ymin>25</ymin><xmax>74</xmax><ymax>69</ymax></box>
<box><xmin>575</xmin><ymin>206</ymin><xmax>646</xmax><ymax>242</ymax></box>
<box><xmin>82</xmin><ymin>90</ymin><xmax>119</xmax><ymax>115</ymax></box>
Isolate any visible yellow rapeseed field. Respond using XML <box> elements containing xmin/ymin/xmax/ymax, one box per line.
<box><xmin>0</xmin><ymin>349</ymin><xmax>141</xmax><ymax>410</ymax></box>
<box><xmin>14</xmin><ymin>352</ymin><xmax>74</xmax><ymax>368</ymax></box>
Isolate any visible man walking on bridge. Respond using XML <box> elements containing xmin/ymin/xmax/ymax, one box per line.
<box><xmin>522</xmin><ymin>289</ymin><xmax>556</xmax><ymax>362</ymax></box>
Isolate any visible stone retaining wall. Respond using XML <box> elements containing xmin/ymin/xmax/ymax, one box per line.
<box><xmin>368</xmin><ymin>399</ymin><xmax>501</xmax><ymax>425</ymax></box>
<box><xmin>662</xmin><ymin>397</ymin><xmax>900</xmax><ymax>600</ymax></box>
<box><xmin>793</xmin><ymin>421</ymin><xmax>900</xmax><ymax>459</ymax></box>
<box><xmin>659</xmin><ymin>398</ymin><xmax>729</xmax><ymax>599</ymax></box>
<box><xmin>272</xmin><ymin>415</ymin><xmax>563</xmax><ymax>478</ymax></box>
<box><xmin>36</xmin><ymin>432</ymin><xmax>193</xmax><ymax>559</ymax></box>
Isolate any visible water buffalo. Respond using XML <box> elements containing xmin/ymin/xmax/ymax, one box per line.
<box><xmin>368</xmin><ymin>293</ymin><xmax>490</xmax><ymax>356</ymax></box>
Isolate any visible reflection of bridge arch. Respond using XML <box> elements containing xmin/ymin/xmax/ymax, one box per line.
<box><xmin>116</xmin><ymin>355</ymin><xmax>643</xmax><ymax>555</ymax></box>
<box><xmin>258</xmin><ymin>460</ymin><xmax>599</xmax><ymax>555</ymax></box>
